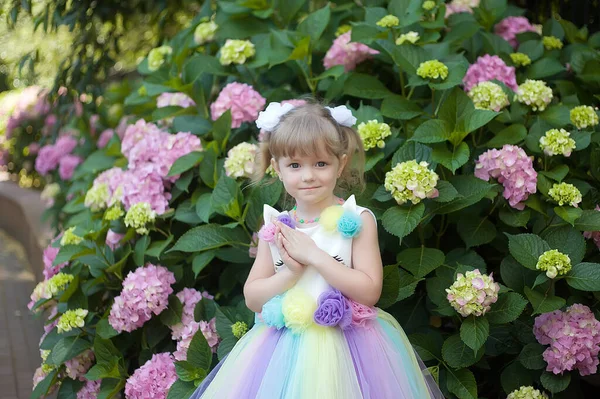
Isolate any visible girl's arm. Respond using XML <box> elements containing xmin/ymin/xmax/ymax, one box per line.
<box><xmin>307</xmin><ymin>212</ymin><xmax>383</xmax><ymax>306</ymax></box>
<box><xmin>243</xmin><ymin>238</ymin><xmax>302</xmax><ymax>313</ymax></box>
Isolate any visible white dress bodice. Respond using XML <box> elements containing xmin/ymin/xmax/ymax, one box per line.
<box><xmin>263</xmin><ymin>195</ymin><xmax>375</xmax><ymax>300</ymax></box>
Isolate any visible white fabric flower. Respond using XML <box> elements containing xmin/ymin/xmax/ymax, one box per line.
<box><xmin>325</xmin><ymin>105</ymin><xmax>357</xmax><ymax>127</ymax></box>
<box><xmin>255</xmin><ymin>102</ymin><xmax>295</xmax><ymax>131</ymax></box>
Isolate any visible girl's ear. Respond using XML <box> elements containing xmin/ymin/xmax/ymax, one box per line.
<box><xmin>270</xmin><ymin>157</ymin><xmax>280</xmax><ymax>174</ymax></box>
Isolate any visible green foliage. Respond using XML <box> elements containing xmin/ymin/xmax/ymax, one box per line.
<box><xmin>17</xmin><ymin>1</ymin><xmax>600</xmax><ymax>398</ymax></box>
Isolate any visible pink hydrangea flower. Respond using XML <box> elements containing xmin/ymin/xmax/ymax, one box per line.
<box><xmin>64</xmin><ymin>349</ymin><xmax>95</xmax><ymax>379</ymax></box>
<box><xmin>173</xmin><ymin>321</ymin><xmax>201</xmax><ymax>361</ymax></box>
<box><xmin>474</xmin><ymin>145</ymin><xmax>537</xmax><ymax>210</ymax></box>
<box><xmin>210</xmin><ymin>82</ymin><xmax>266</xmax><ymax>128</ymax></box>
<box><xmin>29</xmin><ymin>142</ymin><xmax>40</xmax><ymax>155</ymax></box>
<box><xmin>43</xmin><ymin>241</ymin><xmax>68</xmax><ymax>280</ymax></box>
<box><xmin>108</xmin><ymin>264</ymin><xmax>175</xmax><ymax>332</ymax></box>
<box><xmin>35</xmin><ymin>145</ymin><xmax>62</xmax><ymax>175</ymax></box>
<box><xmin>463</xmin><ymin>54</ymin><xmax>518</xmax><ymax>92</ymax></box>
<box><xmin>281</xmin><ymin>99</ymin><xmax>307</xmax><ymax>107</ymax></box>
<box><xmin>156</xmin><ymin>92</ymin><xmax>196</xmax><ymax>108</ymax></box>
<box><xmin>125</xmin><ymin>353</ymin><xmax>177</xmax><ymax>399</ymax></box>
<box><xmin>323</xmin><ymin>31</ymin><xmax>379</xmax><ymax>72</ymax></box>
<box><xmin>176</xmin><ymin>288</ymin><xmax>203</xmax><ymax>325</ymax></box>
<box><xmin>121</xmin><ymin>119</ymin><xmax>202</xmax><ymax>182</ymax></box>
<box><xmin>120</xmin><ymin>165</ymin><xmax>172</xmax><ymax>214</ymax></box>
<box><xmin>200</xmin><ymin>317</ymin><xmax>220</xmax><ymax>351</ymax></box>
<box><xmin>97</xmin><ymin>128</ymin><xmax>115</xmax><ymax>148</ymax></box>
<box><xmin>495</xmin><ymin>16</ymin><xmax>539</xmax><ymax>48</ymax></box>
<box><xmin>583</xmin><ymin>205</ymin><xmax>600</xmax><ymax>249</ymax></box>
<box><xmin>249</xmin><ymin>232</ymin><xmax>259</xmax><ymax>258</ymax></box>
<box><xmin>534</xmin><ymin>304</ymin><xmax>600</xmax><ymax>376</ymax></box>
<box><xmin>58</xmin><ymin>154</ymin><xmax>83</xmax><ymax>180</ymax></box>
<box><xmin>54</xmin><ymin>135</ymin><xmax>78</xmax><ymax>154</ymax></box>
<box><xmin>77</xmin><ymin>379</ymin><xmax>101</xmax><ymax>399</ymax></box>
<box><xmin>106</xmin><ymin>230</ymin><xmax>124</xmax><ymax>250</ymax></box>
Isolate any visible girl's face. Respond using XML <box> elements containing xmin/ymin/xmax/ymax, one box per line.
<box><xmin>272</xmin><ymin>148</ymin><xmax>347</xmax><ymax>205</ymax></box>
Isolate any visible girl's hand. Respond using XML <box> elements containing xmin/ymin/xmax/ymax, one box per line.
<box><xmin>275</xmin><ymin>226</ymin><xmax>305</xmax><ymax>276</ymax></box>
<box><xmin>276</xmin><ymin>222</ymin><xmax>322</xmax><ymax>266</ymax></box>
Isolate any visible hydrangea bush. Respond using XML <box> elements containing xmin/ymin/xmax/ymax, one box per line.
<box><xmin>18</xmin><ymin>1</ymin><xmax>600</xmax><ymax>398</ymax></box>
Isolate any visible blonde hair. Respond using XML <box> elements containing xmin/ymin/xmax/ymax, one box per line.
<box><xmin>252</xmin><ymin>101</ymin><xmax>365</xmax><ymax>198</ymax></box>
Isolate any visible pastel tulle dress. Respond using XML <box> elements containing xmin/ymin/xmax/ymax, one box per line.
<box><xmin>190</xmin><ymin>195</ymin><xmax>444</xmax><ymax>399</ymax></box>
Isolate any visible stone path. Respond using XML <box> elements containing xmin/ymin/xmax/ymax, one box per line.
<box><xmin>0</xmin><ymin>229</ymin><xmax>45</xmax><ymax>399</ymax></box>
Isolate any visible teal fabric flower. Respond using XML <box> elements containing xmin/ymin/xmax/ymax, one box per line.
<box><xmin>337</xmin><ymin>210</ymin><xmax>362</xmax><ymax>238</ymax></box>
<box><xmin>261</xmin><ymin>295</ymin><xmax>285</xmax><ymax>329</ymax></box>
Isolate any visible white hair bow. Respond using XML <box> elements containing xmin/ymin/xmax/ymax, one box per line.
<box><xmin>325</xmin><ymin>105</ymin><xmax>357</xmax><ymax>127</ymax></box>
<box><xmin>255</xmin><ymin>102</ymin><xmax>357</xmax><ymax>132</ymax></box>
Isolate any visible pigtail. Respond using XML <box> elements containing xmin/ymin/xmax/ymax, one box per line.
<box><xmin>336</xmin><ymin>125</ymin><xmax>366</xmax><ymax>196</ymax></box>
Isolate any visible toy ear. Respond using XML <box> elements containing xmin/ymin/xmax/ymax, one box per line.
<box><xmin>342</xmin><ymin>194</ymin><xmax>357</xmax><ymax>212</ymax></box>
<box><xmin>263</xmin><ymin>204</ymin><xmax>282</xmax><ymax>225</ymax></box>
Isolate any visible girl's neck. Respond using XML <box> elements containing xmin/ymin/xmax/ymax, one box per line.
<box><xmin>293</xmin><ymin>195</ymin><xmax>341</xmax><ymax>221</ymax></box>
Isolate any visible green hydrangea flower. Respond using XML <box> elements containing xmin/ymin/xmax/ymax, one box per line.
<box><xmin>84</xmin><ymin>183</ymin><xmax>109</xmax><ymax>212</ymax></box>
<box><xmin>384</xmin><ymin>160</ymin><xmax>439</xmax><ymax>205</ymax></box>
<box><xmin>194</xmin><ymin>21</ymin><xmax>218</xmax><ymax>45</ymax></box>
<box><xmin>47</xmin><ymin>273</ymin><xmax>74</xmax><ymax>296</ymax></box>
<box><xmin>57</xmin><ymin>308</ymin><xmax>89</xmax><ymax>333</ymax></box>
<box><xmin>396</xmin><ymin>31</ymin><xmax>420</xmax><ymax>45</ymax></box>
<box><xmin>147</xmin><ymin>45</ymin><xmax>172</xmax><ymax>72</ymax></box>
<box><xmin>514</xmin><ymin>79</ymin><xmax>553</xmax><ymax>112</ymax></box>
<box><xmin>40</xmin><ymin>183</ymin><xmax>60</xmax><ymax>203</ymax></box>
<box><xmin>507</xmin><ymin>386</ymin><xmax>548</xmax><ymax>399</ymax></box>
<box><xmin>60</xmin><ymin>227</ymin><xmax>83</xmax><ymax>246</ymax></box>
<box><xmin>357</xmin><ymin>120</ymin><xmax>392</xmax><ymax>150</ymax></box>
<box><xmin>376</xmin><ymin>15</ymin><xmax>399</xmax><ymax>28</ymax></box>
<box><xmin>104</xmin><ymin>204</ymin><xmax>125</xmax><ymax>221</ymax></box>
<box><xmin>570</xmin><ymin>105</ymin><xmax>599</xmax><ymax>130</ymax></box>
<box><xmin>40</xmin><ymin>350</ymin><xmax>55</xmax><ymax>373</ymax></box>
<box><xmin>417</xmin><ymin>60</ymin><xmax>448</xmax><ymax>80</ymax></box>
<box><xmin>422</xmin><ymin>1</ymin><xmax>436</xmax><ymax>11</ymax></box>
<box><xmin>548</xmin><ymin>182</ymin><xmax>582</xmax><ymax>207</ymax></box>
<box><xmin>539</xmin><ymin>128</ymin><xmax>576</xmax><ymax>157</ymax></box>
<box><xmin>219</xmin><ymin>39</ymin><xmax>255</xmax><ymax>66</ymax></box>
<box><xmin>467</xmin><ymin>81</ymin><xmax>509</xmax><ymax>111</ymax></box>
<box><xmin>335</xmin><ymin>24</ymin><xmax>352</xmax><ymax>37</ymax></box>
<box><xmin>445</xmin><ymin>269</ymin><xmax>500</xmax><ymax>317</ymax></box>
<box><xmin>536</xmin><ymin>249</ymin><xmax>571</xmax><ymax>279</ymax></box>
<box><xmin>124</xmin><ymin>202</ymin><xmax>156</xmax><ymax>235</ymax></box>
<box><xmin>224</xmin><ymin>142</ymin><xmax>258</xmax><ymax>179</ymax></box>
<box><xmin>510</xmin><ymin>52</ymin><xmax>532</xmax><ymax>67</ymax></box>
<box><xmin>232</xmin><ymin>321</ymin><xmax>248</xmax><ymax>339</ymax></box>
<box><xmin>542</xmin><ymin>35</ymin><xmax>563</xmax><ymax>50</ymax></box>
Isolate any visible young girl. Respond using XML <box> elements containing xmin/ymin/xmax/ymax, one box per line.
<box><xmin>190</xmin><ymin>103</ymin><xmax>444</xmax><ymax>399</ymax></box>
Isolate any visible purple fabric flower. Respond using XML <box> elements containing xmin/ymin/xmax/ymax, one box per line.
<box><xmin>314</xmin><ymin>288</ymin><xmax>352</xmax><ymax>329</ymax></box>
<box><xmin>276</xmin><ymin>213</ymin><xmax>295</xmax><ymax>229</ymax></box>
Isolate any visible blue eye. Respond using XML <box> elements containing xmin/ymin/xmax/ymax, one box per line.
<box><xmin>317</xmin><ymin>161</ymin><xmax>327</xmax><ymax>167</ymax></box>
<box><xmin>290</xmin><ymin>163</ymin><xmax>300</xmax><ymax>169</ymax></box>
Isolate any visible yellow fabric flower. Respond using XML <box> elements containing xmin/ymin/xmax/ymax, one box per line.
<box><xmin>319</xmin><ymin>205</ymin><xmax>345</xmax><ymax>232</ymax></box>
<box><xmin>282</xmin><ymin>288</ymin><xmax>317</xmax><ymax>334</ymax></box>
